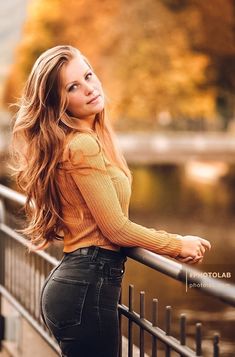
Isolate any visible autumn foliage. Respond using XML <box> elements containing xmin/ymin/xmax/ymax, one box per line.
<box><xmin>3</xmin><ymin>0</ymin><xmax>235</xmax><ymax>130</ymax></box>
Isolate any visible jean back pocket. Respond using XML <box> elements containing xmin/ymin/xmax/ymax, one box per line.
<box><xmin>42</xmin><ymin>276</ymin><xmax>89</xmax><ymax>329</ymax></box>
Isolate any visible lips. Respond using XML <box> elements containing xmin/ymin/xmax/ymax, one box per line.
<box><xmin>87</xmin><ymin>95</ymin><xmax>100</xmax><ymax>104</ymax></box>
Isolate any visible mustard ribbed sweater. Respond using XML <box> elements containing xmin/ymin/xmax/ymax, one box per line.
<box><xmin>57</xmin><ymin>132</ymin><xmax>182</xmax><ymax>258</ymax></box>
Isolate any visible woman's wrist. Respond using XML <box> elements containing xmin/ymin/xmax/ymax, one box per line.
<box><xmin>175</xmin><ymin>234</ymin><xmax>183</xmax><ymax>257</ymax></box>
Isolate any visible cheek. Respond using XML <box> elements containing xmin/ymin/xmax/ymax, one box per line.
<box><xmin>96</xmin><ymin>81</ymin><xmax>104</xmax><ymax>97</ymax></box>
<box><xmin>93</xmin><ymin>76</ymin><xmax>103</xmax><ymax>91</ymax></box>
<box><xmin>67</xmin><ymin>94</ymin><xmax>85</xmax><ymax>110</ymax></box>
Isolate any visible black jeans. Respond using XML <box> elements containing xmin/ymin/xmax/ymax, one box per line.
<box><xmin>40</xmin><ymin>246</ymin><xmax>127</xmax><ymax>357</ymax></box>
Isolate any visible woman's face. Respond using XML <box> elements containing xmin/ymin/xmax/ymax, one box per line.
<box><xmin>61</xmin><ymin>54</ymin><xmax>104</xmax><ymax>123</ymax></box>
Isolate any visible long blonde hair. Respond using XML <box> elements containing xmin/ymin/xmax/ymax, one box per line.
<box><xmin>10</xmin><ymin>45</ymin><xmax>132</xmax><ymax>250</ymax></box>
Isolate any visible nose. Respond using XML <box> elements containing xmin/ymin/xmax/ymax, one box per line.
<box><xmin>84</xmin><ymin>82</ymin><xmax>94</xmax><ymax>95</ymax></box>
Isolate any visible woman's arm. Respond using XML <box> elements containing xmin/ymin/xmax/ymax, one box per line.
<box><xmin>67</xmin><ymin>133</ymin><xmax>210</xmax><ymax>261</ymax></box>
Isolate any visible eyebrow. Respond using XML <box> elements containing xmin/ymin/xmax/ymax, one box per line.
<box><xmin>65</xmin><ymin>69</ymin><xmax>91</xmax><ymax>89</ymax></box>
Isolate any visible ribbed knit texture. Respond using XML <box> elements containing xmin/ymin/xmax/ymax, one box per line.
<box><xmin>57</xmin><ymin>133</ymin><xmax>182</xmax><ymax>258</ymax></box>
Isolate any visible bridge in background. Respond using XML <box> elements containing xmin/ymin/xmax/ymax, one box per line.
<box><xmin>118</xmin><ymin>132</ymin><xmax>235</xmax><ymax>164</ymax></box>
<box><xmin>1</xmin><ymin>129</ymin><xmax>235</xmax><ymax>176</ymax></box>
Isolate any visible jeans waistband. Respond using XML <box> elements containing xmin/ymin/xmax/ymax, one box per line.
<box><xmin>65</xmin><ymin>246</ymin><xmax>126</xmax><ymax>262</ymax></box>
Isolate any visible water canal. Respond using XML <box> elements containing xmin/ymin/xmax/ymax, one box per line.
<box><xmin>122</xmin><ymin>161</ymin><xmax>235</xmax><ymax>356</ymax></box>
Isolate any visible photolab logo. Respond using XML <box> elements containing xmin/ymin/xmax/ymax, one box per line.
<box><xmin>185</xmin><ymin>270</ymin><xmax>232</xmax><ymax>292</ymax></box>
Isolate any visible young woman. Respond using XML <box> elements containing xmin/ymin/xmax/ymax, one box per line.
<box><xmin>11</xmin><ymin>45</ymin><xmax>211</xmax><ymax>357</ymax></box>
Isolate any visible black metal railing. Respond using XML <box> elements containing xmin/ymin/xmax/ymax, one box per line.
<box><xmin>0</xmin><ymin>183</ymin><xmax>235</xmax><ymax>356</ymax></box>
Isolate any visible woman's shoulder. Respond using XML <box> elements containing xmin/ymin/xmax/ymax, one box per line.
<box><xmin>67</xmin><ymin>131</ymin><xmax>101</xmax><ymax>156</ymax></box>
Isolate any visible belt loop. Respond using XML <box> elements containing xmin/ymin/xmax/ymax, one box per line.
<box><xmin>91</xmin><ymin>246</ymin><xmax>99</xmax><ymax>261</ymax></box>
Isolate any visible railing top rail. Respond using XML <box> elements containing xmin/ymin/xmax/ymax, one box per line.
<box><xmin>1</xmin><ymin>224</ymin><xmax>59</xmax><ymax>267</ymax></box>
<box><xmin>124</xmin><ymin>247</ymin><xmax>235</xmax><ymax>307</ymax></box>
<box><xmin>0</xmin><ymin>183</ymin><xmax>26</xmax><ymax>206</ymax></box>
<box><xmin>1</xmin><ymin>183</ymin><xmax>235</xmax><ymax>307</ymax></box>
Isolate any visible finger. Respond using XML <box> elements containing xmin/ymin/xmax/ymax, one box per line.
<box><xmin>187</xmin><ymin>259</ymin><xmax>201</xmax><ymax>265</ymax></box>
<box><xmin>192</xmin><ymin>258</ymin><xmax>203</xmax><ymax>264</ymax></box>
<box><xmin>194</xmin><ymin>256</ymin><xmax>203</xmax><ymax>263</ymax></box>
<box><xmin>179</xmin><ymin>255</ymin><xmax>202</xmax><ymax>264</ymax></box>
<box><xmin>188</xmin><ymin>258</ymin><xmax>202</xmax><ymax>265</ymax></box>
<box><xmin>199</xmin><ymin>245</ymin><xmax>206</xmax><ymax>255</ymax></box>
<box><xmin>196</xmin><ymin>245</ymin><xmax>205</xmax><ymax>256</ymax></box>
<box><xmin>177</xmin><ymin>256</ymin><xmax>194</xmax><ymax>263</ymax></box>
<box><xmin>200</xmin><ymin>248</ymin><xmax>205</xmax><ymax>257</ymax></box>
<box><xmin>192</xmin><ymin>251</ymin><xmax>202</xmax><ymax>259</ymax></box>
<box><xmin>189</xmin><ymin>253</ymin><xmax>203</xmax><ymax>263</ymax></box>
<box><xmin>199</xmin><ymin>238</ymin><xmax>211</xmax><ymax>250</ymax></box>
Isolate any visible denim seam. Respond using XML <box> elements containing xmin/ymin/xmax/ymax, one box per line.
<box><xmin>91</xmin><ymin>246</ymin><xmax>99</xmax><ymax>261</ymax></box>
<box><xmin>96</xmin><ymin>277</ymin><xmax>104</xmax><ymax>339</ymax></box>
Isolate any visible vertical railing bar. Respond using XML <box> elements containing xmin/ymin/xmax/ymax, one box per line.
<box><xmin>13</xmin><ymin>240</ymin><xmax>16</xmax><ymax>297</ymax></box>
<box><xmin>8</xmin><ymin>237</ymin><xmax>11</xmax><ymax>292</ymax></box>
<box><xmin>179</xmin><ymin>313</ymin><xmax>186</xmax><ymax>357</ymax></box>
<box><xmin>34</xmin><ymin>254</ymin><xmax>39</xmax><ymax>320</ymax></box>
<box><xmin>38</xmin><ymin>254</ymin><xmax>42</xmax><ymax>322</ymax></box>
<box><xmin>22</xmin><ymin>245</ymin><xmax>27</xmax><ymax>306</ymax></box>
<box><xmin>213</xmin><ymin>333</ymin><xmax>220</xmax><ymax>357</ymax></box>
<box><xmin>18</xmin><ymin>244</ymin><xmax>22</xmax><ymax>305</ymax></box>
<box><xmin>10</xmin><ymin>237</ymin><xmax>14</xmax><ymax>295</ymax></box>
<box><xmin>8</xmin><ymin>237</ymin><xmax>11</xmax><ymax>290</ymax></box>
<box><xmin>31</xmin><ymin>253</ymin><xmax>34</xmax><ymax>318</ymax></box>
<box><xmin>31</xmin><ymin>253</ymin><xmax>35</xmax><ymax>317</ymax></box>
<box><xmin>46</xmin><ymin>260</ymin><xmax>51</xmax><ymax>278</ymax></box>
<box><xmin>31</xmin><ymin>253</ymin><xmax>38</xmax><ymax>319</ymax></box>
<box><xmin>0</xmin><ymin>198</ymin><xmax>6</xmax><ymax>224</ymax></box>
<box><xmin>0</xmin><ymin>199</ymin><xmax>6</xmax><ymax>352</ymax></box>
<box><xmin>119</xmin><ymin>286</ymin><xmax>123</xmax><ymax>357</ymax></box>
<box><xmin>165</xmin><ymin>306</ymin><xmax>171</xmax><ymax>357</ymax></box>
<box><xmin>128</xmin><ymin>285</ymin><xmax>134</xmax><ymax>357</ymax></box>
<box><xmin>15</xmin><ymin>242</ymin><xmax>18</xmax><ymax>297</ymax></box>
<box><xmin>40</xmin><ymin>257</ymin><xmax>47</xmax><ymax>330</ymax></box>
<box><xmin>22</xmin><ymin>247</ymin><xmax>28</xmax><ymax>310</ymax></box>
<box><xmin>152</xmin><ymin>298</ymin><xmax>158</xmax><ymax>357</ymax></box>
<box><xmin>26</xmin><ymin>251</ymin><xmax>30</xmax><ymax>311</ymax></box>
<box><xmin>12</xmin><ymin>239</ymin><xmax>15</xmax><ymax>295</ymax></box>
<box><xmin>30</xmin><ymin>252</ymin><xmax>34</xmax><ymax>313</ymax></box>
<box><xmin>35</xmin><ymin>254</ymin><xmax>39</xmax><ymax>320</ymax></box>
<box><xmin>180</xmin><ymin>314</ymin><xmax>186</xmax><ymax>345</ymax></box>
<box><xmin>140</xmin><ymin>291</ymin><xmax>145</xmax><ymax>357</ymax></box>
<box><xmin>17</xmin><ymin>243</ymin><xmax>21</xmax><ymax>301</ymax></box>
<box><xmin>7</xmin><ymin>236</ymin><xmax>9</xmax><ymax>290</ymax></box>
<box><xmin>5</xmin><ymin>236</ymin><xmax>9</xmax><ymax>290</ymax></box>
<box><xmin>27</xmin><ymin>251</ymin><xmax>31</xmax><ymax>314</ymax></box>
<box><xmin>196</xmin><ymin>323</ymin><xmax>202</xmax><ymax>356</ymax></box>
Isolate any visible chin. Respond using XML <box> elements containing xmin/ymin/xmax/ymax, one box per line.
<box><xmin>93</xmin><ymin>103</ymin><xmax>105</xmax><ymax>113</ymax></box>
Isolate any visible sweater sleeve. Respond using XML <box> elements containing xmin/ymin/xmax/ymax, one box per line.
<box><xmin>67</xmin><ymin>133</ymin><xmax>182</xmax><ymax>258</ymax></box>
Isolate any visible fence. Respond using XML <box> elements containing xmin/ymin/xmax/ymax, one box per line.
<box><xmin>0</xmin><ymin>183</ymin><xmax>235</xmax><ymax>356</ymax></box>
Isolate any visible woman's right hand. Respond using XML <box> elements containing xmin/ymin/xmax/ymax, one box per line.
<box><xmin>177</xmin><ymin>235</ymin><xmax>211</xmax><ymax>264</ymax></box>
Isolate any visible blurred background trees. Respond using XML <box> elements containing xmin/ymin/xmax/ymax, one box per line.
<box><xmin>2</xmin><ymin>0</ymin><xmax>235</xmax><ymax>131</ymax></box>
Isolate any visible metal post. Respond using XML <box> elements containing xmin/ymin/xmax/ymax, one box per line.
<box><xmin>0</xmin><ymin>199</ymin><xmax>6</xmax><ymax>350</ymax></box>
<box><xmin>128</xmin><ymin>285</ymin><xmax>134</xmax><ymax>357</ymax></box>
<box><xmin>139</xmin><ymin>291</ymin><xmax>145</xmax><ymax>357</ymax></box>
<box><xmin>213</xmin><ymin>333</ymin><xmax>220</xmax><ymax>357</ymax></box>
<box><xmin>165</xmin><ymin>306</ymin><xmax>172</xmax><ymax>357</ymax></box>
<box><xmin>196</xmin><ymin>323</ymin><xmax>202</xmax><ymax>356</ymax></box>
<box><xmin>152</xmin><ymin>298</ymin><xmax>158</xmax><ymax>357</ymax></box>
